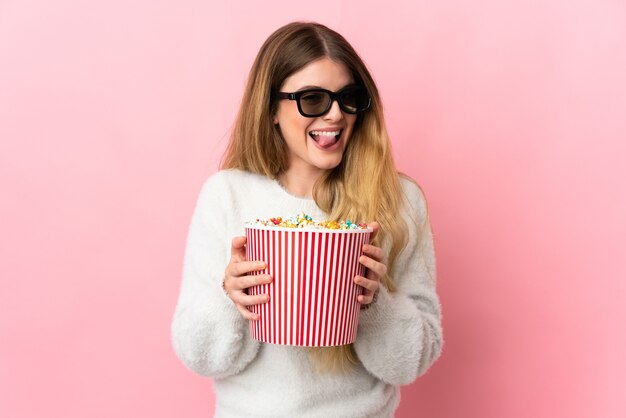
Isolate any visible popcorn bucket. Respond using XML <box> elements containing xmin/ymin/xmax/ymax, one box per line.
<box><xmin>245</xmin><ymin>225</ymin><xmax>372</xmax><ymax>347</ymax></box>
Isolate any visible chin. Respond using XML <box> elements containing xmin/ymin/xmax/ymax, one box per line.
<box><xmin>314</xmin><ymin>158</ymin><xmax>343</xmax><ymax>171</ymax></box>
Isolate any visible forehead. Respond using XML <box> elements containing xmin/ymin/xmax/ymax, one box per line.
<box><xmin>280</xmin><ymin>57</ymin><xmax>354</xmax><ymax>91</ymax></box>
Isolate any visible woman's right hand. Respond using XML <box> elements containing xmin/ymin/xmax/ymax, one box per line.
<box><xmin>223</xmin><ymin>236</ymin><xmax>273</xmax><ymax>320</ymax></box>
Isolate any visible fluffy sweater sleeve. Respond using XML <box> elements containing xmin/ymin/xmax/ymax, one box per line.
<box><xmin>353</xmin><ymin>180</ymin><xmax>443</xmax><ymax>385</ymax></box>
<box><xmin>171</xmin><ymin>175</ymin><xmax>260</xmax><ymax>378</ymax></box>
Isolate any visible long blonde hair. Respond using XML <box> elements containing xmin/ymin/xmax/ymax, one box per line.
<box><xmin>221</xmin><ymin>21</ymin><xmax>410</xmax><ymax>373</ymax></box>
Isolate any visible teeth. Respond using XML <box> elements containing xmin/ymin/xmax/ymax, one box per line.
<box><xmin>310</xmin><ymin>130</ymin><xmax>340</xmax><ymax>137</ymax></box>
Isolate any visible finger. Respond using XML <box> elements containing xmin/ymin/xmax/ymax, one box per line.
<box><xmin>230</xmin><ymin>236</ymin><xmax>247</xmax><ymax>260</ymax></box>
<box><xmin>235</xmin><ymin>303</ymin><xmax>259</xmax><ymax>321</ymax></box>
<box><xmin>236</xmin><ymin>274</ymin><xmax>273</xmax><ymax>291</ymax></box>
<box><xmin>367</xmin><ymin>221</ymin><xmax>380</xmax><ymax>241</ymax></box>
<box><xmin>359</xmin><ymin>255</ymin><xmax>387</xmax><ymax>278</ymax></box>
<box><xmin>362</xmin><ymin>243</ymin><xmax>384</xmax><ymax>262</ymax></box>
<box><xmin>358</xmin><ymin>293</ymin><xmax>375</xmax><ymax>304</ymax></box>
<box><xmin>354</xmin><ymin>275</ymin><xmax>380</xmax><ymax>292</ymax></box>
<box><xmin>224</xmin><ymin>273</ymin><xmax>271</xmax><ymax>294</ymax></box>
<box><xmin>228</xmin><ymin>260</ymin><xmax>267</xmax><ymax>278</ymax></box>
<box><xmin>233</xmin><ymin>292</ymin><xmax>270</xmax><ymax>307</ymax></box>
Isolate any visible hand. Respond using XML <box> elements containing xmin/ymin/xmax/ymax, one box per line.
<box><xmin>223</xmin><ymin>236</ymin><xmax>273</xmax><ymax>320</ymax></box>
<box><xmin>355</xmin><ymin>222</ymin><xmax>387</xmax><ymax>308</ymax></box>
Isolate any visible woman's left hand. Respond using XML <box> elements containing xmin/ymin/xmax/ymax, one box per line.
<box><xmin>356</xmin><ymin>221</ymin><xmax>387</xmax><ymax>307</ymax></box>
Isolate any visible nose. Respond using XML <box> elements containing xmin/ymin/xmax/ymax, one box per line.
<box><xmin>322</xmin><ymin>99</ymin><xmax>344</xmax><ymax>121</ymax></box>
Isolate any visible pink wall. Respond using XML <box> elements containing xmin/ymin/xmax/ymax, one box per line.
<box><xmin>1</xmin><ymin>1</ymin><xmax>624</xmax><ymax>417</ymax></box>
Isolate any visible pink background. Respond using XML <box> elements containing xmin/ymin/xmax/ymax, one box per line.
<box><xmin>1</xmin><ymin>1</ymin><xmax>624</xmax><ymax>417</ymax></box>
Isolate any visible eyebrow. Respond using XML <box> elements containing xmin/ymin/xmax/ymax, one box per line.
<box><xmin>295</xmin><ymin>85</ymin><xmax>322</xmax><ymax>91</ymax></box>
<box><xmin>294</xmin><ymin>83</ymin><xmax>355</xmax><ymax>92</ymax></box>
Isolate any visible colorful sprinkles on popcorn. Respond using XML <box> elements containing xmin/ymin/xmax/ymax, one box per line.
<box><xmin>249</xmin><ymin>212</ymin><xmax>368</xmax><ymax>230</ymax></box>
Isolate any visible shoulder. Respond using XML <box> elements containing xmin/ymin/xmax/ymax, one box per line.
<box><xmin>201</xmin><ymin>168</ymin><xmax>262</xmax><ymax>188</ymax></box>
<box><xmin>200</xmin><ymin>169</ymin><xmax>271</xmax><ymax>197</ymax></box>
<box><xmin>398</xmin><ymin>173</ymin><xmax>429</xmax><ymax>221</ymax></box>
<box><xmin>193</xmin><ymin>169</ymin><xmax>270</xmax><ymax>227</ymax></box>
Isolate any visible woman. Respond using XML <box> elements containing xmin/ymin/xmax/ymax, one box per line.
<box><xmin>172</xmin><ymin>21</ymin><xmax>443</xmax><ymax>417</ymax></box>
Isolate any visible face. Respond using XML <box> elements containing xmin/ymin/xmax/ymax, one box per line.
<box><xmin>273</xmin><ymin>57</ymin><xmax>358</xmax><ymax>176</ymax></box>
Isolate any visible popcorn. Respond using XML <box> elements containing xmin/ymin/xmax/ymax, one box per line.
<box><xmin>249</xmin><ymin>212</ymin><xmax>368</xmax><ymax>230</ymax></box>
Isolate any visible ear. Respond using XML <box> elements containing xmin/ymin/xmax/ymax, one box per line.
<box><xmin>272</xmin><ymin>115</ymin><xmax>279</xmax><ymax>125</ymax></box>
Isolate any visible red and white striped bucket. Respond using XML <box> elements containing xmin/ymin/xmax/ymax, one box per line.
<box><xmin>245</xmin><ymin>225</ymin><xmax>372</xmax><ymax>347</ymax></box>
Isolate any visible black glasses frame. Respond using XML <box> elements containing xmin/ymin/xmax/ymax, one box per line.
<box><xmin>274</xmin><ymin>85</ymin><xmax>371</xmax><ymax>118</ymax></box>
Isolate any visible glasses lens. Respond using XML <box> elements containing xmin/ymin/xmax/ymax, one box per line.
<box><xmin>339</xmin><ymin>86</ymin><xmax>370</xmax><ymax>113</ymax></box>
<box><xmin>299</xmin><ymin>91</ymin><xmax>331</xmax><ymax>116</ymax></box>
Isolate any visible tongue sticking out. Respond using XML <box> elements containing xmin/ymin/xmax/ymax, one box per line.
<box><xmin>311</xmin><ymin>134</ymin><xmax>337</xmax><ymax>148</ymax></box>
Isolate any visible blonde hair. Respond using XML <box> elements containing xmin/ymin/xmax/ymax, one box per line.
<box><xmin>221</xmin><ymin>21</ymin><xmax>410</xmax><ymax>373</ymax></box>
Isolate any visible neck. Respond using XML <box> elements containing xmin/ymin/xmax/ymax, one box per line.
<box><xmin>277</xmin><ymin>167</ymin><xmax>326</xmax><ymax>199</ymax></box>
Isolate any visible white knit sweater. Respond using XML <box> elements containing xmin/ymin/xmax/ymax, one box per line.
<box><xmin>171</xmin><ymin>169</ymin><xmax>443</xmax><ymax>418</ymax></box>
